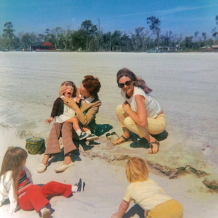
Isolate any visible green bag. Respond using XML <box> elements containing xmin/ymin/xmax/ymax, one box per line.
<box><xmin>25</xmin><ymin>137</ymin><xmax>45</xmax><ymax>154</ymax></box>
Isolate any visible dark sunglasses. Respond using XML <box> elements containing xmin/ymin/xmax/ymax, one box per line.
<box><xmin>106</xmin><ymin>132</ymin><xmax>119</xmax><ymax>138</ymax></box>
<box><xmin>118</xmin><ymin>80</ymin><xmax>132</xmax><ymax>88</ymax></box>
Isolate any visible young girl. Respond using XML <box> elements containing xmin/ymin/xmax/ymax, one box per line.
<box><xmin>0</xmin><ymin>147</ymin><xmax>84</xmax><ymax>218</ymax></box>
<box><xmin>45</xmin><ymin>81</ymin><xmax>94</xmax><ymax>140</ymax></box>
<box><xmin>111</xmin><ymin>157</ymin><xmax>183</xmax><ymax>218</ymax></box>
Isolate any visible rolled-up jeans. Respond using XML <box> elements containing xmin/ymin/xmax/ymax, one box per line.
<box><xmin>116</xmin><ymin>104</ymin><xmax>166</xmax><ymax>138</ymax></box>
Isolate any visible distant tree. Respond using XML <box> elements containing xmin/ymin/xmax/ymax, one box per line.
<box><xmin>202</xmin><ymin>32</ymin><xmax>207</xmax><ymax>41</ymax></box>
<box><xmin>185</xmin><ymin>36</ymin><xmax>193</xmax><ymax>49</ymax></box>
<box><xmin>121</xmin><ymin>32</ymin><xmax>131</xmax><ymax>51</ymax></box>
<box><xmin>147</xmin><ymin>16</ymin><xmax>161</xmax><ymax>48</ymax></box>
<box><xmin>37</xmin><ymin>33</ymin><xmax>44</xmax><ymax>42</ymax></box>
<box><xmin>130</xmin><ymin>27</ymin><xmax>144</xmax><ymax>51</ymax></box>
<box><xmin>20</xmin><ymin>32</ymin><xmax>37</xmax><ymax>50</ymax></box>
<box><xmin>194</xmin><ymin>31</ymin><xmax>199</xmax><ymax>38</ymax></box>
<box><xmin>211</xmin><ymin>15</ymin><xmax>218</xmax><ymax>41</ymax></box>
<box><xmin>49</xmin><ymin>27</ymin><xmax>65</xmax><ymax>49</ymax></box>
<box><xmin>2</xmin><ymin>22</ymin><xmax>15</xmax><ymax>50</ymax></box>
<box><xmin>80</xmin><ymin>20</ymin><xmax>98</xmax><ymax>51</ymax></box>
<box><xmin>111</xmin><ymin>30</ymin><xmax>122</xmax><ymax>51</ymax></box>
<box><xmin>45</xmin><ymin>28</ymin><xmax>50</xmax><ymax>34</ymax></box>
<box><xmin>102</xmin><ymin>32</ymin><xmax>112</xmax><ymax>51</ymax></box>
<box><xmin>70</xmin><ymin>29</ymin><xmax>87</xmax><ymax>50</ymax></box>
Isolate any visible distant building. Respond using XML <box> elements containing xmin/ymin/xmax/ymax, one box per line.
<box><xmin>200</xmin><ymin>45</ymin><xmax>218</xmax><ymax>52</ymax></box>
<box><xmin>31</xmin><ymin>42</ymin><xmax>55</xmax><ymax>51</ymax></box>
<box><xmin>157</xmin><ymin>46</ymin><xmax>178</xmax><ymax>52</ymax></box>
<box><xmin>211</xmin><ymin>45</ymin><xmax>218</xmax><ymax>51</ymax></box>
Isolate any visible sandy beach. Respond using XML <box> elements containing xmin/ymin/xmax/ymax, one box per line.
<box><xmin>0</xmin><ymin>52</ymin><xmax>218</xmax><ymax>218</ymax></box>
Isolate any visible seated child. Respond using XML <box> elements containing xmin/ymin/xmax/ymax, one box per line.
<box><xmin>0</xmin><ymin>147</ymin><xmax>85</xmax><ymax>218</ymax></box>
<box><xmin>111</xmin><ymin>157</ymin><xmax>183</xmax><ymax>218</ymax></box>
<box><xmin>45</xmin><ymin>81</ymin><xmax>97</xmax><ymax>141</ymax></box>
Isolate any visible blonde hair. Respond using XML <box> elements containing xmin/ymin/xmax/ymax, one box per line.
<box><xmin>125</xmin><ymin>157</ymin><xmax>149</xmax><ymax>183</ymax></box>
<box><xmin>0</xmin><ymin>147</ymin><xmax>28</xmax><ymax>194</ymax></box>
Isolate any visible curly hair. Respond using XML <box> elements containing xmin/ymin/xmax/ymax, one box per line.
<box><xmin>82</xmin><ymin>75</ymin><xmax>101</xmax><ymax>97</ymax></box>
<box><xmin>61</xmin><ymin>81</ymin><xmax>77</xmax><ymax>97</ymax></box>
<box><xmin>117</xmin><ymin>68</ymin><xmax>152</xmax><ymax>94</ymax></box>
<box><xmin>0</xmin><ymin>147</ymin><xmax>28</xmax><ymax>196</ymax></box>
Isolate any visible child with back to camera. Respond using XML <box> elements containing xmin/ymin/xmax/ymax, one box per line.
<box><xmin>111</xmin><ymin>157</ymin><xmax>183</xmax><ymax>218</ymax></box>
<box><xmin>0</xmin><ymin>147</ymin><xmax>84</xmax><ymax>218</ymax></box>
<box><xmin>45</xmin><ymin>81</ymin><xmax>95</xmax><ymax>141</ymax></box>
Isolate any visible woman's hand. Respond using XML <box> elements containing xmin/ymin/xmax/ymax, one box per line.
<box><xmin>59</xmin><ymin>84</ymin><xmax>67</xmax><ymax>97</ymax></box>
<box><xmin>111</xmin><ymin>213</ymin><xmax>119</xmax><ymax>218</ymax></box>
<box><xmin>62</xmin><ymin>96</ymin><xmax>79</xmax><ymax>110</ymax></box>
<box><xmin>122</xmin><ymin>101</ymin><xmax>131</xmax><ymax>114</ymax></box>
<box><xmin>76</xmin><ymin>95</ymin><xmax>81</xmax><ymax>103</ymax></box>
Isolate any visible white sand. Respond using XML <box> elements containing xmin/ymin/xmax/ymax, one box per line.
<box><xmin>0</xmin><ymin>52</ymin><xmax>218</xmax><ymax>217</ymax></box>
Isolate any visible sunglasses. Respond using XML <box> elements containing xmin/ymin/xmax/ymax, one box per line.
<box><xmin>118</xmin><ymin>80</ymin><xmax>132</xmax><ymax>88</ymax></box>
<box><xmin>106</xmin><ymin>132</ymin><xmax>119</xmax><ymax>138</ymax></box>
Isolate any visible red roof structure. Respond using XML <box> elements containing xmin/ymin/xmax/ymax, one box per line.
<box><xmin>31</xmin><ymin>42</ymin><xmax>55</xmax><ymax>51</ymax></box>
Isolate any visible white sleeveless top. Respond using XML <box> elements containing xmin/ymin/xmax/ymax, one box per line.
<box><xmin>121</xmin><ymin>86</ymin><xmax>162</xmax><ymax>118</ymax></box>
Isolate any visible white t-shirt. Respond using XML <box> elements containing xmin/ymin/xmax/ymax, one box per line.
<box><xmin>123</xmin><ymin>179</ymin><xmax>172</xmax><ymax>210</ymax></box>
<box><xmin>121</xmin><ymin>86</ymin><xmax>161</xmax><ymax>118</ymax></box>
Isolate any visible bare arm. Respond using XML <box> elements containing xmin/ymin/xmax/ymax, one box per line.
<box><xmin>123</xmin><ymin>95</ymin><xmax>147</xmax><ymax>127</ymax></box>
<box><xmin>111</xmin><ymin>200</ymin><xmax>130</xmax><ymax>218</ymax></box>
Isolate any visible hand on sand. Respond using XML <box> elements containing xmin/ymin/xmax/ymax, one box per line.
<box><xmin>111</xmin><ymin>213</ymin><xmax>119</xmax><ymax>218</ymax></box>
<box><xmin>45</xmin><ymin>117</ymin><xmax>53</xmax><ymax>125</ymax></box>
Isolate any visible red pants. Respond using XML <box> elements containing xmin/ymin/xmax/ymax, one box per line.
<box><xmin>19</xmin><ymin>181</ymin><xmax>72</xmax><ymax>213</ymax></box>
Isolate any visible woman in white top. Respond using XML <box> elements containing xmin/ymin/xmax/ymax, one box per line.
<box><xmin>113</xmin><ymin>68</ymin><xmax>166</xmax><ymax>154</ymax></box>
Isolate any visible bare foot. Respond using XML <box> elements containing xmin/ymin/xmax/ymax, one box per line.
<box><xmin>112</xmin><ymin>134</ymin><xmax>131</xmax><ymax>145</ymax></box>
<box><xmin>149</xmin><ymin>141</ymin><xmax>160</xmax><ymax>154</ymax></box>
<box><xmin>63</xmin><ymin>155</ymin><xmax>72</xmax><ymax>165</ymax></box>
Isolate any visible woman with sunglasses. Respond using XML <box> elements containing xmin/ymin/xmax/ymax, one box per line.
<box><xmin>113</xmin><ymin>68</ymin><xmax>166</xmax><ymax>154</ymax></box>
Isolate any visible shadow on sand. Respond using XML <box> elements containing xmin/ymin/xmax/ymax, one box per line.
<box><xmin>92</xmin><ymin>123</ymin><xmax>113</xmax><ymax>136</ymax></box>
<box><xmin>48</xmin><ymin>124</ymin><xmax>113</xmax><ymax>165</ymax></box>
<box><xmin>123</xmin><ymin>204</ymin><xmax>145</xmax><ymax>218</ymax></box>
<box><xmin>130</xmin><ymin>130</ymin><xmax>168</xmax><ymax>149</ymax></box>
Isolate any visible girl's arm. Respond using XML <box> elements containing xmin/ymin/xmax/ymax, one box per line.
<box><xmin>45</xmin><ymin>117</ymin><xmax>54</xmax><ymax>125</ymax></box>
<box><xmin>123</xmin><ymin>95</ymin><xmax>147</xmax><ymax>127</ymax></box>
<box><xmin>111</xmin><ymin>200</ymin><xmax>130</xmax><ymax>218</ymax></box>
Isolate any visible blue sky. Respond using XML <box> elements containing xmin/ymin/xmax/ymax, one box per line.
<box><xmin>0</xmin><ymin>0</ymin><xmax>218</xmax><ymax>38</ymax></box>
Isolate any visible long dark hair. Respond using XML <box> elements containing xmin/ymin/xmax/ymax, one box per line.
<box><xmin>0</xmin><ymin>147</ymin><xmax>28</xmax><ymax>196</ymax></box>
<box><xmin>117</xmin><ymin>68</ymin><xmax>152</xmax><ymax>94</ymax></box>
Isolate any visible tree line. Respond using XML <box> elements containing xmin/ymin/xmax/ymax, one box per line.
<box><xmin>1</xmin><ymin>15</ymin><xmax>218</xmax><ymax>52</ymax></box>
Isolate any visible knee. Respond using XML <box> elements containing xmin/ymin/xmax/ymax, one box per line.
<box><xmin>63</xmin><ymin>122</ymin><xmax>73</xmax><ymax>130</ymax></box>
<box><xmin>123</xmin><ymin>117</ymin><xmax>135</xmax><ymax>127</ymax></box>
<box><xmin>28</xmin><ymin>185</ymin><xmax>40</xmax><ymax>192</ymax></box>
<box><xmin>116</xmin><ymin>104</ymin><xmax>123</xmax><ymax>115</ymax></box>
